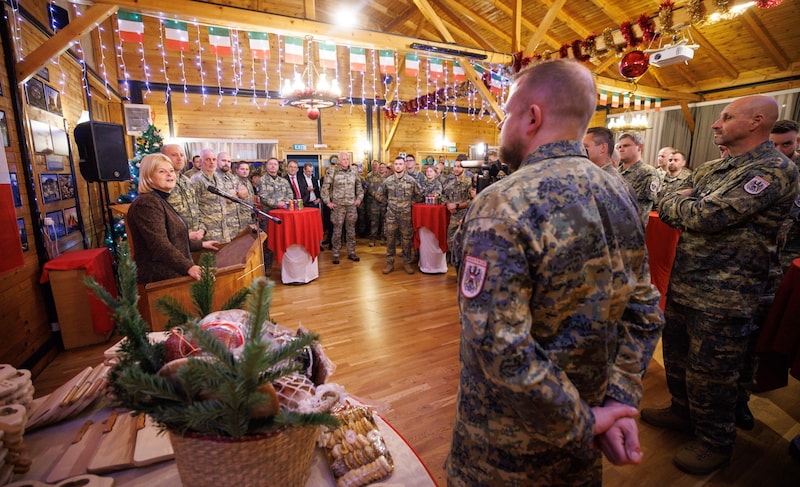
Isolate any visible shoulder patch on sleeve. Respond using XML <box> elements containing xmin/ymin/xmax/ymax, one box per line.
<box><xmin>460</xmin><ymin>255</ymin><xmax>487</xmax><ymax>299</ymax></box>
<box><xmin>743</xmin><ymin>176</ymin><xmax>770</xmax><ymax>195</ymax></box>
<box><xmin>649</xmin><ymin>180</ymin><xmax>660</xmax><ymax>193</ymax></box>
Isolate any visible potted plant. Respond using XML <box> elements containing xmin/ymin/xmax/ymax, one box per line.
<box><xmin>86</xmin><ymin>248</ymin><xmax>340</xmax><ymax>487</ymax></box>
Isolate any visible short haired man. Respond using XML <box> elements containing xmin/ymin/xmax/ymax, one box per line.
<box><xmin>446</xmin><ymin>59</ymin><xmax>663</xmax><ymax>486</ymax></box>
<box><xmin>655</xmin><ymin>146</ymin><xmax>675</xmax><ymax>179</ymax></box>
<box><xmin>405</xmin><ymin>154</ymin><xmax>425</xmax><ymax>185</ymax></box>
<box><xmin>770</xmin><ymin>119</ymin><xmax>799</xmax><ymax>162</ymax></box>
<box><xmin>298</xmin><ymin>163</ymin><xmax>321</xmax><ymax>208</ymax></box>
<box><xmin>190</xmin><ymin>149</ymin><xmax>235</xmax><ymax>242</ymax></box>
<box><xmin>375</xmin><ymin>156</ymin><xmax>422</xmax><ymax>275</ymax></box>
<box><xmin>643</xmin><ymin>95</ymin><xmax>798</xmax><ymax>475</ymax></box>
<box><xmin>184</xmin><ymin>154</ymin><xmax>201</xmax><ymax>178</ymax></box>
<box><xmin>285</xmin><ymin>160</ymin><xmax>303</xmax><ymax>201</ymax></box>
<box><xmin>258</xmin><ymin>157</ymin><xmax>293</xmax><ymax>213</ymax></box>
<box><xmin>657</xmin><ymin>150</ymin><xmax>692</xmax><ymax>200</ymax></box>
<box><xmin>584</xmin><ymin>127</ymin><xmax>618</xmax><ymax>172</ymax></box>
<box><xmin>440</xmin><ymin>158</ymin><xmax>473</xmax><ymax>255</ymax></box>
<box><xmin>161</xmin><ymin>143</ymin><xmax>204</xmax><ymax>240</ymax></box>
<box><xmin>234</xmin><ymin>161</ymin><xmax>256</xmax><ymax>228</ymax></box>
<box><xmin>617</xmin><ymin>132</ymin><xmax>661</xmax><ymax>225</ymax></box>
<box><xmin>217</xmin><ymin>151</ymin><xmax>250</xmax><ymax>234</ymax></box>
<box><xmin>321</xmin><ymin>152</ymin><xmax>364</xmax><ymax>264</ymax></box>
<box><xmin>365</xmin><ymin>159</ymin><xmax>388</xmax><ymax>247</ymax></box>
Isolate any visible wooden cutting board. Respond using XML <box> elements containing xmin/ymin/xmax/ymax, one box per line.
<box><xmin>132</xmin><ymin>414</ymin><xmax>174</xmax><ymax>467</ymax></box>
<box><xmin>86</xmin><ymin>411</ymin><xmax>138</xmax><ymax>474</ymax></box>
<box><xmin>45</xmin><ymin>419</ymin><xmax>105</xmax><ymax>483</ymax></box>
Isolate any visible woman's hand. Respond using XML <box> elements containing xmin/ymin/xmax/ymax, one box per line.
<box><xmin>202</xmin><ymin>240</ymin><xmax>220</xmax><ymax>251</ymax></box>
<box><xmin>187</xmin><ymin>265</ymin><xmax>202</xmax><ymax>280</ymax></box>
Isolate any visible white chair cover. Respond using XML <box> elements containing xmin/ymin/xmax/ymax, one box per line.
<box><xmin>418</xmin><ymin>227</ymin><xmax>447</xmax><ymax>274</ymax></box>
<box><xmin>281</xmin><ymin>244</ymin><xmax>319</xmax><ymax>284</ymax></box>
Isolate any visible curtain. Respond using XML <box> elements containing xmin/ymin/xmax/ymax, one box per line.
<box><xmin>688</xmin><ymin>104</ymin><xmax>725</xmax><ymax>170</ymax></box>
<box><xmin>183</xmin><ymin>141</ymin><xmax>278</xmax><ymax>162</ymax></box>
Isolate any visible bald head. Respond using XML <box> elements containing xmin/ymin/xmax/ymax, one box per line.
<box><xmin>712</xmin><ymin>95</ymin><xmax>779</xmax><ymax>156</ymax></box>
<box><xmin>161</xmin><ymin>144</ymin><xmax>185</xmax><ymax>171</ymax></box>
<box><xmin>499</xmin><ymin>60</ymin><xmax>596</xmax><ymax>171</ymax></box>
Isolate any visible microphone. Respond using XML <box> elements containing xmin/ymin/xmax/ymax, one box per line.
<box><xmin>207</xmin><ymin>185</ymin><xmax>282</xmax><ymax>224</ymax></box>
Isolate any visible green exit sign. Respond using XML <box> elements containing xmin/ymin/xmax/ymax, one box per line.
<box><xmin>447</xmin><ymin>147</ymin><xmax>458</xmax><ymax>153</ymax></box>
<box><xmin>292</xmin><ymin>144</ymin><xmax>307</xmax><ymax>150</ymax></box>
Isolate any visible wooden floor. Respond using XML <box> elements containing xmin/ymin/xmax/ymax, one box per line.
<box><xmin>32</xmin><ymin>239</ymin><xmax>800</xmax><ymax>486</ymax></box>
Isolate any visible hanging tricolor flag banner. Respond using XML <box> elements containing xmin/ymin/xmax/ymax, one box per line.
<box><xmin>644</xmin><ymin>97</ymin><xmax>652</xmax><ymax>112</ymax></box>
<box><xmin>599</xmin><ymin>90</ymin><xmax>607</xmax><ymax>105</ymax></box>
<box><xmin>284</xmin><ymin>36</ymin><xmax>304</xmax><ymax>64</ymax></box>
<box><xmin>405</xmin><ymin>53</ymin><xmax>419</xmax><ymax>77</ymax></box>
<box><xmin>655</xmin><ymin>98</ymin><xmax>662</xmax><ymax>112</ymax></box>
<box><xmin>472</xmin><ymin>63</ymin><xmax>486</xmax><ymax>77</ymax></box>
<box><xmin>318</xmin><ymin>42</ymin><xmax>337</xmax><ymax>69</ymax></box>
<box><xmin>379</xmin><ymin>50</ymin><xmax>395</xmax><ymax>74</ymax></box>
<box><xmin>350</xmin><ymin>47</ymin><xmax>366</xmax><ymax>72</ymax></box>
<box><xmin>208</xmin><ymin>26</ymin><xmax>232</xmax><ymax>56</ymax></box>
<box><xmin>453</xmin><ymin>61</ymin><xmax>465</xmax><ymax>82</ymax></box>
<box><xmin>611</xmin><ymin>92</ymin><xmax>619</xmax><ymax>108</ymax></box>
<box><xmin>623</xmin><ymin>93</ymin><xmax>630</xmax><ymax>108</ymax></box>
<box><xmin>429</xmin><ymin>57</ymin><xmax>443</xmax><ymax>79</ymax></box>
<box><xmin>490</xmin><ymin>71</ymin><xmax>503</xmax><ymax>95</ymax></box>
<box><xmin>634</xmin><ymin>95</ymin><xmax>641</xmax><ymax>110</ymax></box>
<box><xmin>117</xmin><ymin>11</ymin><xmax>144</xmax><ymax>43</ymax></box>
<box><xmin>164</xmin><ymin>20</ymin><xmax>189</xmax><ymax>51</ymax></box>
<box><xmin>248</xmin><ymin>31</ymin><xmax>270</xmax><ymax>60</ymax></box>
<box><xmin>0</xmin><ymin>150</ymin><xmax>24</xmax><ymax>275</ymax></box>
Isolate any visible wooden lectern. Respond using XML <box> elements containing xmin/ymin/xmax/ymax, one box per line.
<box><xmin>138</xmin><ymin>229</ymin><xmax>266</xmax><ymax>331</ymax></box>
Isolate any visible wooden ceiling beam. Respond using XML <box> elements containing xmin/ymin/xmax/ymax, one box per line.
<box><xmin>524</xmin><ymin>0</ymin><xmax>567</xmax><ymax>57</ymax></box>
<box><xmin>439</xmin><ymin>0</ymin><xmax>514</xmax><ymax>49</ymax></box>
<box><xmin>689</xmin><ymin>27</ymin><xmax>738</xmax><ymax>80</ymax></box>
<box><xmin>431</xmin><ymin>0</ymin><xmax>497</xmax><ymax>52</ymax></box>
<box><xmin>595</xmin><ymin>75</ymin><xmax>700</xmax><ymax>102</ymax></box>
<box><xmin>680</xmin><ymin>101</ymin><xmax>696</xmax><ymax>134</ymax></box>
<box><xmin>739</xmin><ymin>11</ymin><xmax>789</xmax><ymax>71</ymax></box>
<box><xmin>411</xmin><ymin>0</ymin><xmax>455</xmax><ymax>43</ymax></box>
<box><xmin>511</xmin><ymin>0</ymin><xmax>522</xmax><ymax>54</ymax></box>
<box><xmin>92</xmin><ymin>0</ymin><xmax>512</xmax><ymax>64</ymax></box>
<box><xmin>539</xmin><ymin>0</ymin><xmax>590</xmax><ymax>39</ymax></box>
<box><xmin>483</xmin><ymin>0</ymin><xmax>561</xmax><ymax>51</ymax></box>
<box><xmin>16</xmin><ymin>4</ymin><xmax>118</xmax><ymax>85</ymax></box>
<box><xmin>303</xmin><ymin>0</ymin><xmax>315</xmax><ymax>19</ymax></box>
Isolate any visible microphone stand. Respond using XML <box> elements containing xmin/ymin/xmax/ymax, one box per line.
<box><xmin>208</xmin><ymin>185</ymin><xmax>278</xmax><ymax>279</ymax></box>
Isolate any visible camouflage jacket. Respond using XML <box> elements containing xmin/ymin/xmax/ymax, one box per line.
<box><xmin>365</xmin><ymin>171</ymin><xmax>386</xmax><ymax>204</ymax></box>
<box><xmin>660</xmin><ymin>141</ymin><xmax>799</xmax><ymax>319</ymax></box>
<box><xmin>441</xmin><ymin>173</ymin><xmax>472</xmax><ymax>205</ymax></box>
<box><xmin>258</xmin><ymin>175</ymin><xmax>293</xmax><ymax>212</ymax></box>
<box><xmin>321</xmin><ymin>165</ymin><xmax>364</xmax><ymax>206</ymax></box>
<box><xmin>657</xmin><ymin>167</ymin><xmax>692</xmax><ymax>201</ymax></box>
<box><xmin>420</xmin><ymin>178</ymin><xmax>443</xmax><ymax>198</ymax></box>
<box><xmin>376</xmin><ymin>173</ymin><xmax>422</xmax><ymax>214</ymax></box>
<box><xmin>190</xmin><ymin>171</ymin><xmax>235</xmax><ymax>242</ymax></box>
<box><xmin>167</xmin><ymin>174</ymin><xmax>202</xmax><ymax>232</ymax></box>
<box><xmin>216</xmin><ymin>170</ymin><xmax>243</xmax><ymax>231</ymax></box>
<box><xmin>447</xmin><ymin>140</ymin><xmax>663</xmax><ymax>485</ymax></box>
<box><xmin>619</xmin><ymin>159</ymin><xmax>660</xmax><ymax>217</ymax></box>
<box><xmin>236</xmin><ymin>176</ymin><xmax>256</xmax><ymax>226</ymax></box>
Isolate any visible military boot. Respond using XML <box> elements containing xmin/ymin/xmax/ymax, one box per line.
<box><xmin>673</xmin><ymin>441</ymin><xmax>731</xmax><ymax>475</ymax></box>
<box><xmin>403</xmin><ymin>263</ymin><xmax>415</xmax><ymax>274</ymax></box>
<box><xmin>382</xmin><ymin>262</ymin><xmax>394</xmax><ymax>274</ymax></box>
<box><xmin>640</xmin><ymin>406</ymin><xmax>692</xmax><ymax>433</ymax></box>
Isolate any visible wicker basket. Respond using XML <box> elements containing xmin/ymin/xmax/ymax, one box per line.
<box><xmin>169</xmin><ymin>426</ymin><xmax>319</xmax><ymax>487</ymax></box>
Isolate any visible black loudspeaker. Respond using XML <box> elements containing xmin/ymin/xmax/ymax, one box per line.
<box><xmin>74</xmin><ymin>121</ymin><xmax>130</xmax><ymax>182</ymax></box>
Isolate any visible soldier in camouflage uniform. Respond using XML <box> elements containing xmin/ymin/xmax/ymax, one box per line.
<box><xmin>446</xmin><ymin>59</ymin><xmax>664</xmax><ymax>487</ymax></box>
<box><xmin>190</xmin><ymin>149</ymin><xmax>236</xmax><ymax>243</ymax></box>
<box><xmin>217</xmin><ymin>151</ymin><xmax>250</xmax><ymax>236</ymax></box>
<box><xmin>321</xmin><ymin>152</ymin><xmax>364</xmax><ymax>264</ymax></box>
<box><xmin>161</xmin><ymin>144</ymin><xmax>205</xmax><ymax>240</ymax></box>
<box><xmin>656</xmin><ymin>150</ymin><xmax>692</xmax><ymax>201</ymax></box>
<box><xmin>420</xmin><ymin>165</ymin><xmax>443</xmax><ymax>199</ymax></box>
<box><xmin>365</xmin><ymin>163</ymin><xmax>387</xmax><ymax>247</ymax></box>
<box><xmin>642</xmin><ymin>95</ymin><xmax>799</xmax><ymax>475</ymax></box>
<box><xmin>770</xmin><ymin>120</ymin><xmax>800</xmax><ymax>268</ymax></box>
<box><xmin>441</xmin><ymin>159</ymin><xmax>473</xmax><ymax>254</ymax></box>
<box><xmin>375</xmin><ymin>156</ymin><xmax>422</xmax><ymax>275</ymax></box>
<box><xmin>405</xmin><ymin>154</ymin><xmax>426</xmax><ymax>185</ymax></box>
<box><xmin>617</xmin><ymin>132</ymin><xmax>660</xmax><ymax>226</ymax></box>
<box><xmin>235</xmin><ymin>161</ymin><xmax>256</xmax><ymax>230</ymax></box>
<box><xmin>258</xmin><ymin>157</ymin><xmax>292</xmax><ymax>213</ymax></box>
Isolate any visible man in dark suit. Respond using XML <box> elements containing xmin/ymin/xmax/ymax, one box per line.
<box><xmin>298</xmin><ymin>162</ymin><xmax>321</xmax><ymax>208</ymax></box>
<box><xmin>285</xmin><ymin>159</ymin><xmax>303</xmax><ymax>202</ymax></box>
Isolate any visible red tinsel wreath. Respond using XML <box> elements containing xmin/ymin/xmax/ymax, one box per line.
<box><xmin>620</xmin><ymin>21</ymin><xmax>638</xmax><ymax>48</ymax></box>
<box><xmin>559</xmin><ymin>44</ymin><xmax>570</xmax><ymax>58</ymax></box>
<box><xmin>638</xmin><ymin>14</ymin><xmax>657</xmax><ymax>43</ymax></box>
<box><xmin>755</xmin><ymin>0</ymin><xmax>782</xmax><ymax>8</ymax></box>
<box><xmin>572</xmin><ymin>39</ymin><xmax>590</xmax><ymax>61</ymax></box>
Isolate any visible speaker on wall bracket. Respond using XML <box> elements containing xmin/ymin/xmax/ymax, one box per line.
<box><xmin>74</xmin><ymin>121</ymin><xmax>130</xmax><ymax>182</ymax></box>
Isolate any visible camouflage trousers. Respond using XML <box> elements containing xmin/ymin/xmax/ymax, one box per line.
<box><xmin>384</xmin><ymin>209</ymin><xmax>413</xmax><ymax>264</ymax></box>
<box><xmin>368</xmin><ymin>200</ymin><xmax>386</xmax><ymax>241</ymax></box>
<box><xmin>662</xmin><ymin>299</ymin><xmax>752</xmax><ymax>452</ymax></box>
<box><xmin>447</xmin><ymin>208</ymin><xmax>467</xmax><ymax>251</ymax></box>
<box><xmin>331</xmin><ymin>204</ymin><xmax>358</xmax><ymax>257</ymax></box>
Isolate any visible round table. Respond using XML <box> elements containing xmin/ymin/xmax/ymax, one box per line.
<box><xmin>267</xmin><ymin>208</ymin><xmax>323</xmax><ymax>284</ymax></box>
<box><xmin>645</xmin><ymin>211</ymin><xmax>681</xmax><ymax>311</ymax></box>
<box><xmin>412</xmin><ymin>204</ymin><xmax>448</xmax><ymax>274</ymax></box>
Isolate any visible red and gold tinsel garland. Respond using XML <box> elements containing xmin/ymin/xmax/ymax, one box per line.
<box><xmin>755</xmin><ymin>0</ymin><xmax>782</xmax><ymax>8</ymax></box>
<box><xmin>687</xmin><ymin>0</ymin><xmax>707</xmax><ymax>25</ymax></box>
<box><xmin>638</xmin><ymin>14</ymin><xmax>657</xmax><ymax>43</ymax></box>
<box><xmin>619</xmin><ymin>21</ymin><xmax>638</xmax><ymax>47</ymax></box>
<box><xmin>658</xmin><ymin>1</ymin><xmax>676</xmax><ymax>35</ymax></box>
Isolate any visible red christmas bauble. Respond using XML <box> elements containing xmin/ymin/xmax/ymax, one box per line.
<box><xmin>619</xmin><ymin>50</ymin><xmax>649</xmax><ymax>79</ymax></box>
<box><xmin>307</xmin><ymin>107</ymin><xmax>320</xmax><ymax>120</ymax></box>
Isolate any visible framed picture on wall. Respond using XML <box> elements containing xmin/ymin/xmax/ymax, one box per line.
<box><xmin>58</xmin><ymin>173</ymin><xmax>74</xmax><ymax>200</ymax></box>
<box><xmin>40</xmin><ymin>173</ymin><xmax>61</xmax><ymax>203</ymax></box>
<box><xmin>10</xmin><ymin>172</ymin><xmax>21</xmax><ymax>207</ymax></box>
<box><xmin>37</xmin><ymin>67</ymin><xmax>50</xmax><ymax>82</ymax></box>
<box><xmin>45</xmin><ymin>210</ymin><xmax>66</xmax><ymax>238</ymax></box>
<box><xmin>51</xmin><ymin>127</ymin><xmax>69</xmax><ymax>155</ymax></box>
<box><xmin>0</xmin><ymin>110</ymin><xmax>9</xmax><ymax>147</ymax></box>
<box><xmin>45</xmin><ymin>154</ymin><xmax>63</xmax><ymax>171</ymax></box>
<box><xmin>30</xmin><ymin>120</ymin><xmax>53</xmax><ymax>153</ymax></box>
<box><xmin>63</xmin><ymin>206</ymin><xmax>79</xmax><ymax>234</ymax></box>
<box><xmin>25</xmin><ymin>78</ymin><xmax>47</xmax><ymax>110</ymax></box>
<box><xmin>45</xmin><ymin>86</ymin><xmax>62</xmax><ymax>115</ymax></box>
<box><xmin>17</xmin><ymin>218</ymin><xmax>28</xmax><ymax>251</ymax></box>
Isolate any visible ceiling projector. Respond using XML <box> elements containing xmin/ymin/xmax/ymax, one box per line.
<box><xmin>649</xmin><ymin>43</ymin><xmax>698</xmax><ymax>67</ymax></box>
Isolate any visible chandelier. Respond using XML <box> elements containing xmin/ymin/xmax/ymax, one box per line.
<box><xmin>280</xmin><ymin>40</ymin><xmax>343</xmax><ymax>120</ymax></box>
<box><xmin>607</xmin><ymin>111</ymin><xmax>650</xmax><ymax>132</ymax></box>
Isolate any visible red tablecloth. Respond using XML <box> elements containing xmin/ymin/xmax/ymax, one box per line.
<box><xmin>267</xmin><ymin>208</ymin><xmax>323</xmax><ymax>264</ymax></box>
<box><xmin>40</xmin><ymin>248</ymin><xmax>117</xmax><ymax>334</ymax></box>
<box><xmin>412</xmin><ymin>204</ymin><xmax>449</xmax><ymax>253</ymax></box>
<box><xmin>645</xmin><ymin>211</ymin><xmax>681</xmax><ymax>311</ymax></box>
<box><xmin>755</xmin><ymin>258</ymin><xmax>800</xmax><ymax>391</ymax></box>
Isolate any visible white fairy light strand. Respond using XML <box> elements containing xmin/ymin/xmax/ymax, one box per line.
<box><xmin>195</xmin><ymin>23</ymin><xmax>207</xmax><ymax>105</ymax></box>
<box><xmin>157</xmin><ymin>20</ymin><xmax>172</xmax><ymax>103</ymax></box>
